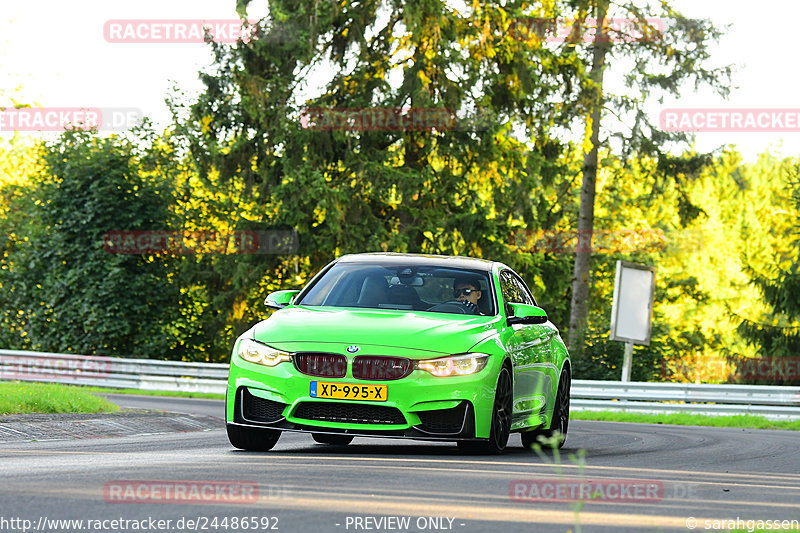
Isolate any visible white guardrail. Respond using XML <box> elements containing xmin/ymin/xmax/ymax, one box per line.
<box><xmin>0</xmin><ymin>349</ymin><xmax>228</xmax><ymax>395</ymax></box>
<box><xmin>2</xmin><ymin>349</ymin><xmax>800</xmax><ymax>419</ymax></box>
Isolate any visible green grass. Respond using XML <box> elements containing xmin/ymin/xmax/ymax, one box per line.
<box><xmin>572</xmin><ymin>410</ymin><xmax>800</xmax><ymax>431</ymax></box>
<box><xmin>79</xmin><ymin>385</ymin><xmax>224</xmax><ymax>400</ymax></box>
<box><xmin>0</xmin><ymin>381</ymin><xmax>120</xmax><ymax>415</ymax></box>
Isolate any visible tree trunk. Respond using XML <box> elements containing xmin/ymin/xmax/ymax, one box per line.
<box><xmin>567</xmin><ymin>2</ymin><xmax>609</xmax><ymax>355</ymax></box>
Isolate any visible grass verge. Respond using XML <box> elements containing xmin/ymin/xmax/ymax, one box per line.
<box><xmin>572</xmin><ymin>410</ymin><xmax>800</xmax><ymax>431</ymax></box>
<box><xmin>79</xmin><ymin>386</ymin><xmax>224</xmax><ymax>400</ymax></box>
<box><xmin>0</xmin><ymin>381</ymin><xmax>119</xmax><ymax>415</ymax></box>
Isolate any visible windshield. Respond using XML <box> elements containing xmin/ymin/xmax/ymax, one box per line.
<box><xmin>296</xmin><ymin>263</ymin><xmax>496</xmax><ymax>316</ymax></box>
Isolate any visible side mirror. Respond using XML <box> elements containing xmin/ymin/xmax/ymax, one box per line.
<box><xmin>507</xmin><ymin>303</ymin><xmax>548</xmax><ymax>325</ymax></box>
<box><xmin>265</xmin><ymin>289</ymin><xmax>300</xmax><ymax>310</ymax></box>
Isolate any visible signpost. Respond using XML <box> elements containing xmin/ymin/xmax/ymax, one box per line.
<box><xmin>609</xmin><ymin>261</ymin><xmax>656</xmax><ymax>381</ymax></box>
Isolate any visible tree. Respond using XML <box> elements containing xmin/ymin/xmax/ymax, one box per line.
<box><xmin>738</xmin><ymin>162</ymin><xmax>800</xmax><ymax>359</ymax></box>
<box><xmin>0</xmin><ymin>135</ymin><xmax>43</xmax><ymax>349</ymax></box>
<box><xmin>0</xmin><ymin>129</ymin><xmax>182</xmax><ymax>357</ymax></box>
<box><xmin>558</xmin><ymin>0</ymin><xmax>732</xmax><ymax>355</ymax></box>
<box><xmin>169</xmin><ymin>0</ymin><xmax>589</xmax><ymax>350</ymax></box>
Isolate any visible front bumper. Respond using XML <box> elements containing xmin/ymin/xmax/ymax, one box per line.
<box><xmin>225</xmin><ymin>351</ymin><xmax>502</xmax><ymax>440</ymax></box>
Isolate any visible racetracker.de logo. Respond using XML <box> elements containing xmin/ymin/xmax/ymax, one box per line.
<box><xmin>508</xmin><ymin>228</ymin><xmax>667</xmax><ymax>254</ymax></box>
<box><xmin>509</xmin><ymin>17</ymin><xmax>664</xmax><ymax>43</ymax></box>
<box><xmin>509</xmin><ymin>479</ymin><xmax>663</xmax><ymax>503</ymax></box>
<box><xmin>300</xmin><ymin>107</ymin><xmax>456</xmax><ymax>132</ymax></box>
<box><xmin>103</xmin><ymin>230</ymin><xmax>299</xmax><ymax>255</ymax></box>
<box><xmin>660</xmin><ymin>108</ymin><xmax>800</xmax><ymax>132</ymax></box>
<box><xmin>0</xmin><ymin>353</ymin><xmax>112</xmax><ymax>380</ymax></box>
<box><xmin>103</xmin><ymin>19</ymin><xmax>257</xmax><ymax>43</ymax></box>
<box><xmin>104</xmin><ymin>481</ymin><xmax>258</xmax><ymax>504</ymax></box>
<box><xmin>0</xmin><ymin>107</ymin><xmax>143</xmax><ymax>132</ymax></box>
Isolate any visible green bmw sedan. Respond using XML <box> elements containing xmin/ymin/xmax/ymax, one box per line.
<box><xmin>225</xmin><ymin>253</ymin><xmax>570</xmax><ymax>454</ymax></box>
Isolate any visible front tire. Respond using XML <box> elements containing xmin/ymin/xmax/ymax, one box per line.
<box><xmin>312</xmin><ymin>433</ymin><xmax>354</xmax><ymax>445</ymax></box>
<box><xmin>458</xmin><ymin>366</ymin><xmax>512</xmax><ymax>455</ymax></box>
<box><xmin>521</xmin><ymin>369</ymin><xmax>570</xmax><ymax>450</ymax></box>
<box><xmin>227</xmin><ymin>424</ymin><xmax>281</xmax><ymax>451</ymax></box>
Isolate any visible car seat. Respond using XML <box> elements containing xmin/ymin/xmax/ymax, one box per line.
<box><xmin>385</xmin><ymin>285</ymin><xmax>426</xmax><ymax>310</ymax></box>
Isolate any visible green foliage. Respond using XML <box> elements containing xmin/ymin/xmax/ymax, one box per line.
<box><xmin>0</xmin><ymin>136</ymin><xmax>42</xmax><ymax>348</ymax></box>
<box><xmin>737</xmin><ymin>162</ymin><xmax>800</xmax><ymax>359</ymax></box>
<box><xmin>166</xmin><ymin>0</ymin><xmax>586</xmax><ymax>357</ymax></box>
<box><xmin>0</xmin><ymin>129</ymin><xmax>181</xmax><ymax>357</ymax></box>
<box><xmin>562</xmin><ymin>148</ymin><xmax>793</xmax><ymax>382</ymax></box>
<box><xmin>0</xmin><ymin>2</ymin><xmax>791</xmax><ymax>383</ymax></box>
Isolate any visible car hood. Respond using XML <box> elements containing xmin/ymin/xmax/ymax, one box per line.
<box><xmin>250</xmin><ymin>306</ymin><xmax>501</xmax><ymax>357</ymax></box>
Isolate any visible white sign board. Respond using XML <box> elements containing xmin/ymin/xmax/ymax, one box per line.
<box><xmin>609</xmin><ymin>261</ymin><xmax>656</xmax><ymax>345</ymax></box>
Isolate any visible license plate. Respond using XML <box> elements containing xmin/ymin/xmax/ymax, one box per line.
<box><xmin>310</xmin><ymin>381</ymin><xmax>388</xmax><ymax>402</ymax></box>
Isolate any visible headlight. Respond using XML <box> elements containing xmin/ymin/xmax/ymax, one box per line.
<box><xmin>238</xmin><ymin>339</ymin><xmax>292</xmax><ymax>367</ymax></box>
<box><xmin>416</xmin><ymin>353</ymin><xmax>490</xmax><ymax>377</ymax></box>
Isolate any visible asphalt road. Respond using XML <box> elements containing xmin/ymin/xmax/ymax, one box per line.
<box><xmin>101</xmin><ymin>394</ymin><xmax>227</xmax><ymax>419</ymax></box>
<box><xmin>0</xmin><ymin>395</ymin><xmax>798</xmax><ymax>533</ymax></box>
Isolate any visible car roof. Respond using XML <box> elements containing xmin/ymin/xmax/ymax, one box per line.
<box><xmin>336</xmin><ymin>252</ymin><xmax>500</xmax><ymax>272</ymax></box>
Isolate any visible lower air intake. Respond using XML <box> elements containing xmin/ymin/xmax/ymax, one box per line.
<box><xmin>241</xmin><ymin>388</ymin><xmax>287</xmax><ymax>423</ymax></box>
<box><xmin>293</xmin><ymin>402</ymin><xmax>406</xmax><ymax>425</ymax></box>
<box><xmin>415</xmin><ymin>402</ymin><xmax>469</xmax><ymax>434</ymax></box>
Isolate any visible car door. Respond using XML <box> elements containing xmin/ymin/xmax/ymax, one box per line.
<box><xmin>499</xmin><ymin>269</ymin><xmax>557</xmax><ymax>430</ymax></box>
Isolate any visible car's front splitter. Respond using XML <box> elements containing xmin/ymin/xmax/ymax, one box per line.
<box><xmin>225</xmin><ymin>421</ymin><xmax>488</xmax><ymax>442</ymax></box>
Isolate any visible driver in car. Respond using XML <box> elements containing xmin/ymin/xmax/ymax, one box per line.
<box><xmin>453</xmin><ymin>278</ymin><xmax>483</xmax><ymax>315</ymax></box>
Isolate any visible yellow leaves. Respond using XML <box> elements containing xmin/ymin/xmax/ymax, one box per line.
<box><xmin>312</xmin><ymin>205</ymin><xmax>326</xmax><ymax>227</ymax></box>
<box><xmin>417</xmin><ymin>70</ymin><xmax>431</xmax><ymax>85</ymax></box>
<box><xmin>470</xmin><ymin>0</ymin><xmax>482</xmax><ymax>15</ymax></box>
<box><xmin>199</xmin><ymin>115</ymin><xmax>213</xmax><ymax>134</ymax></box>
<box><xmin>0</xmin><ymin>137</ymin><xmax>42</xmax><ymax>187</ymax></box>
<box><xmin>481</xmin><ymin>20</ymin><xmax>492</xmax><ymax>43</ymax></box>
<box><xmin>582</xmin><ymin>115</ymin><xmax>594</xmax><ymax>154</ymax></box>
<box><xmin>231</xmin><ymin>298</ymin><xmax>247</xmax><ymax>320</ymax></box>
